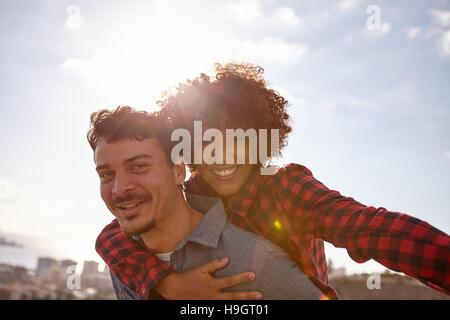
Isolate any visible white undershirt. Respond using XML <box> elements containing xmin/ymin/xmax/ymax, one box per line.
<box><xmin>155</xmin><ymin>251</ymin><xmax>174</xmax><ymax>264</ymax></box>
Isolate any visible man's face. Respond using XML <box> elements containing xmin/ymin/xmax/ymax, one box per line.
<box><xmin>94</xmin><ymin>138</ymin><xmax>183</xmax><ymax>236</ymax></box>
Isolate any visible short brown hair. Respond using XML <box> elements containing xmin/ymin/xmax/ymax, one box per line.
<box><xmin>87</xmin><ymin>106</ymin><xmax>173</xmax><ymax>164</ymax></box>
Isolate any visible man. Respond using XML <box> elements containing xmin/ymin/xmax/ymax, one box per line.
<box><xmin>88</xmin><ymin>106</ymin><xmax>323</xmax><ymax>299</ymax></box>
<box><xmin>95</xmin><ymin>63</ymin><xmax>450</xmax><ymax>299</ymax></box>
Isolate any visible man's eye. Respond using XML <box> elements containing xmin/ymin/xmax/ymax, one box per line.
<box><xmin>99</xmin><ymin>171</ymin><xmax>113</xmax><ymax>179</ymax></box>
<box><xmin>131</xmin><ymin>164</ymin><xmax>149</xmax><ymax>171</ymax></box>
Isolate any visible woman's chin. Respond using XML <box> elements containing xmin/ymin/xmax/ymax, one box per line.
<box><xmin>203</xmin><ymin>165</ymin><xmax>255</xmax><ymax>197</ymax></box>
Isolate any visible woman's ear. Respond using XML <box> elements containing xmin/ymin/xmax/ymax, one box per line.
<box><xmin>172</xmin><ymin>162</ymin><xmax>186</xmax><ymax>185</ymax></box>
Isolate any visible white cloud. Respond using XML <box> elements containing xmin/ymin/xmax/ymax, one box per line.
<box><xmin>315</xmin><ymin>99</ymin><xmax>337</xmax><ymax>111</ymax></box>
<box><xmin>365</xmin><ymin>21</ymin><xmax>391</xmax><ymax>37</ymax></box>
<box><xmin>272</xmin><ymin>6</ymin><xmax>300</xmax><ymax>26</ymax></box>
<box><xmin>0</xmin><ymin>178</ymin><xmax>26</xmax><ymax>205</ymax></box>
<box><xmin>405</xmin><ymin>26</ymin><xmax>421</xmax><ymax>39</ymax></box>
<box><xmin>445</xmin><ymin>151</ymin><xmax>450</xmax><ymax>160</ymax></box>
<box><xmin>381</xmin><ymin>22</ymin><xmax>392</xmax><ymax>34</ymax></box>
<box><xmin>438</xmin><ymin>30</ymin><xmax>450</xmax><ymax>57</ymax></box>
<box><xmin>423</xmin><ymin>10</ymin><xmax>450</xmax><ymax>58</ymax></box>
<box><xmin>65</xmin><ymin>5</ymin><xmax>83</xmax><ymax>32</ymax></box>
<box><xmin>228</xmin><ymin>0</ymin><xmax>300</xmax><ymax>28</ymax></box>
<box><xmin>339</xmin><ymin>95</ymin><xmax>378</xmax><ymax>111</ymax></box>
<box><xmin>227</xmin><ymin>0</ymin><xmax>264</xmax><ymax>24</ymax></box>
<box><xmin>61</xmin><ymin>1</ymin><xmax>306</xmax><ymax>103</ymax></box>
<box><xmin>62</xmin><ymin>34</ymin><xmax>308</xmax><ymax>94</ymax></box>
<box><xmin>238</xmin><ymin>37</ymin><xmax>307</xmax><ymax>64</ymax></box>
<box><xmin>342</xmin><ymin>34</ymin><xmax>354</xmax><ymax>45</ymax></box>
<box><xmin>430</xmin><ymin>9</ymin><xmax>450</xmax><ymax>28</ymax></box>
<box><xmin>273</xmin><ymin>86</ymin><xmax>308</xmax><ymax>110</ymax></box>
<box><xmin>339</xmin><ymin>0</ymin><xmax>362</xmax><ymax>12</ymax></box>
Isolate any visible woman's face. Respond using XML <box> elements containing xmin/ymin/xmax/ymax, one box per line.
<box><xmin>197</xmin><ymin>163</ymin><xmax>255</xmax><ymax>198</ymax></box>
<box><xmin>194</xmin><ymin>125</ymin><xmax>257</xmax><ymax>198</ymax></box>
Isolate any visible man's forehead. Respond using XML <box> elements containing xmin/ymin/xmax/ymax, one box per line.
<box><xmin>94</xmin><ymin>138</ymin><xmax>158</xmax><ymax>164</ymax></box>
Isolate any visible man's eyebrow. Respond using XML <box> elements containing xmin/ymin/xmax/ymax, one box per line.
<box><xmin>123</xmin><ymin>154</ymin><xmax>153</xmax><ymax>164</ymax></box>
<box><xmin>96</xmin><ymin>154</ymin><xmax>152</xmax><ymax>172</ymax></box>
<box><xmin>95</xmin><ymin>163</ymin><xmax>110</xmax><ymax>172</ymax></box>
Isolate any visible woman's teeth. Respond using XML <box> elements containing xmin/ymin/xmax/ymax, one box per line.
<box><xmin>213</xmin><ymin>166</ymin><xmax>238</xmax><ymax>177</ymax></box>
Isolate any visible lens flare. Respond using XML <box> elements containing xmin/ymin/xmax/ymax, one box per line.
<box><xmin>274</xmin><ymin>220</ymin><xmax>282</xmax><ymax>230</ymax></box>
<box><xmin>320</xmin><ymin>294</ymin><xmax>331</xmax><ymax>300</ymax></box>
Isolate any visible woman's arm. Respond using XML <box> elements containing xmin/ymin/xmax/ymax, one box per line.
<box><xmin>95</xmin><ymin>219</ymin><xmax>173</xmax><ymax>298</ymax></box>
<box><xmin>275</xmin><ymin>164</ymin><xmax>450</xmax><ymax>294</ymax></box>
<box><xmin>96</xmin><ymin>219</ymin><xmax>261</xmax><ymax>299</ymax></box>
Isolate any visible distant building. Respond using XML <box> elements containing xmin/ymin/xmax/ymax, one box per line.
<box><xmin>0</xmin><ymin>282</ymin><xmax>56</xmax><ymax>300</ymax></box>
<box><xmin>12</xmin><ymin>266</ymin><xmax>29</xmax><ymax>283</ymax></box>
<box><xmin>0</xmin><ymin>265</ymin><xmax>14</xmax><ymax>284</ymax></box>
<box><xmin>36</xmin><ymin>257</ymin><xmax>58</xmax><ymax>277</ymax></box>
<box><xmin>0</xmin><ymin>257</ymin><xmax>115</xmax><ymax>300</ymax></box>
<box><xmin>35</xmin><ymin>257</ymin><xmax>75</xmax><ymax>290</ymax></box>
<box><xmin>82</xmin><ymin>261</ymin><xmax>99</xmax><ymax>276</ymax></box>
<box><xmin>80</xmin><ymin>261</ymin><xmax>113</xmax><ymax>292</ymax></box>
<box><xmin>61</xmin><ymin>259</ymin><xmax>77</xmax><ymax>269</ymax></box>
<box><xmin>0</xmin><ymin>264</ymin><xmax>30</xmax><ymax>284</ymax></box>
<box><xmin>35</xmin><ymin>265</ymin><xmax>67</xmax><ymax>289</ymax></box>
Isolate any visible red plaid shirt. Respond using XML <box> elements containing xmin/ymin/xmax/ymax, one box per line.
<box><xmin>96</xmin><ymin>163</ymin><xmax>450</xmax><ymax>299</ymax></box>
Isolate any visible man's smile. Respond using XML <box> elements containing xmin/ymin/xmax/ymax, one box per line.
<box><xmin>115</xmin><ymin>200</ymin><xmax>149</xmax><ymax>219</ymax></box>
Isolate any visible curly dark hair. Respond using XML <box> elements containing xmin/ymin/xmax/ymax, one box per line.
<box><xmin>87</xmin><ymin>105</ymin><xmax>173</xmax><ymax>165</ymax></box>
<box><xmin>157</xmin><ymin>62</ymin><xmax>292</xmax><ymax>172</ymax></box>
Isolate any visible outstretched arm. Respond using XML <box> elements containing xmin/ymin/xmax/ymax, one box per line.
<box><xmin>276</xmin><ymin>164</ymin><xmax>450</xmax><ymax>294</ymax></box>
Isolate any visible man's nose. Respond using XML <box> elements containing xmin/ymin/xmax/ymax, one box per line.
<box><xmin>112</xmin><ymin>173</ymin><xmax>135</xmax><ymax>195</ymax></box>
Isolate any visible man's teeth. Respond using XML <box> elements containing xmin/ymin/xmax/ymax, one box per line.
<box><xmin>119</xmin><ymin>202</ymin><xmax>141</xmax><ymax>209</ymax></box>
<box><xmin>213</xmin><ymin>167</ymin><xmax>237</xmax><ymax>177</ymax></box>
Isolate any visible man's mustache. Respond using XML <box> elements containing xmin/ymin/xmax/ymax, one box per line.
<box><xmin>112</xmin><ymin>192</ymin><xmax>153</xmax><ymax>206</ymax></box>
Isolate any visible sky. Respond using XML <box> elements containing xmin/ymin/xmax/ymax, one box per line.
<box><xmin>0</xmin><ymin>0</ymin><xmax>449</xmax><ymax>276</ymax></box>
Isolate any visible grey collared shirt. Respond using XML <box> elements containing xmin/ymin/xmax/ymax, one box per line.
<box><xmin>110</xmin><ymin>195</ymin><xmax>323</xmax><ymax>300</ymax></box>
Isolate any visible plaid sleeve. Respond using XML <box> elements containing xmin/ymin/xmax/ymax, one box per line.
<box><xmin>95</xmin><ymin>219</ymin><xmax>174</xmax><ymax>299</ymax></box>
<box><xmin>277</xmin><ymin>163</ymin><xmax>450</xmax><ymax>294</ymax></box>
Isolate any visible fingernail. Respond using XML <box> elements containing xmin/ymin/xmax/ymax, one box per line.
<box><xmin>248</xmin><ymin>273</ymin><xmax>255</xmax><ymax>279</ymax></box>
<box><xmin>220</xmin><ymin>257</ymin><xmax>228</xmax><ymax>263</ymax></box>
<box><xmin>255</xmin><ymin>293</ymin><xmax>262</xmax><ymax>300</ymax></box>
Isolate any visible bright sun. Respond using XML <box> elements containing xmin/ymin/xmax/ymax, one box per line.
<box><xmin>63</xmin><ymin>2</ymin><xmax>231</xmax><ymax>110</ymax></box>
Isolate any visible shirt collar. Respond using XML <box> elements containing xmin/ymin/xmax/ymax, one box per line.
<box><xmin>225</xmin><ymin>166</ymin><xmax>262</xmax><ymax>218</ymax></box>
<box><xmin>174</xmin><ymin>195</ymin><xmax>227</xmax><ymax>250</ymax></box>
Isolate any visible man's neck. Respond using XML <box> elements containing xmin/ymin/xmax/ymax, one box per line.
<box><xmin>140</xmin><ymin>197</ymin><xmax>203</xmax><ymax>254</ymax></box>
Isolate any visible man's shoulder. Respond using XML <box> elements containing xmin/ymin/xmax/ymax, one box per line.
<box><xmin>221</xmin><ymin>221</ymin><xmax>287</xmax><ymax>257</ymax></box>
<box><xmin>218</xmin><ymin>221</ymin><xmax>291</xmax><ymax>276</ymax></box>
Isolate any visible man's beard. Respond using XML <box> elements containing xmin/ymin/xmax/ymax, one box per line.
<box><xmin>122</xmin><ymin>218</ymin><xmax>156</xmax><ymax>237</ymax></box>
